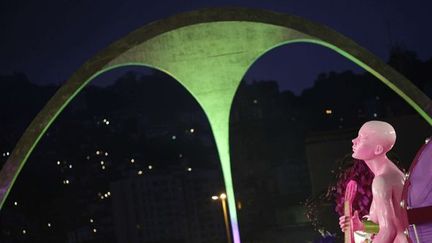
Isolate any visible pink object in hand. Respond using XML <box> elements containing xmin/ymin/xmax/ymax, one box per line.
<box><xmin>345</xmin><ymin>180</ymin><xmax>358</xmax><ymax>243</ymax></box>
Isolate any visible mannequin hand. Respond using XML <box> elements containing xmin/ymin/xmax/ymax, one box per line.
<box><xmin>351</xmin><ymin>210</ymin><xmax>365</xmax><ymax>231</ymax></box>
<box><xmin>339</xmin><ymin>210</ymin><xmax>365</xmax><ymax>232</ymax></box>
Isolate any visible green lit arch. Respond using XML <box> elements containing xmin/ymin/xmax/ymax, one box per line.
<box><xmin>1</xmin><ymin>8</ymin><xmax>431</xmax><ymax>243</ymax></box>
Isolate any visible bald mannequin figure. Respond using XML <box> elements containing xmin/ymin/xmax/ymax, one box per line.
<box><xmin>339</xmin><ymin>121</ymin><xmax>408</xmax><ymax>243</ymax></box>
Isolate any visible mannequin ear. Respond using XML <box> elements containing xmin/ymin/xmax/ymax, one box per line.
<box><xmin>374</xmin><ymin>145</ymin><xmax>384</xmax><ymax>155</ymax></box>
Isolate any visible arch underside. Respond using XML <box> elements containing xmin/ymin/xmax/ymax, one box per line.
<box><xmin>1</xmin><ymin>8</ymin><xmax>431</xmax><ymax>243</ymax></box>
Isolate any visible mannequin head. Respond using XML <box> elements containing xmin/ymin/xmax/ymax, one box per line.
<box><xmin>352</xmin><ymin>121</ymin><xmax>396</xmax><ymax>161</ymax></box>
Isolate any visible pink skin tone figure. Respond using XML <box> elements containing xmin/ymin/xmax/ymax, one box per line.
<box><xmin>339</xmin><ymin>121</ymin><xmax>408</xmax><ymax>243</ymax></box>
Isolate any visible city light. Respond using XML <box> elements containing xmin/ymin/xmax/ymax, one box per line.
<box><xmin>101</xmin><ymin>165</ymin><xmax>106</xmax><ymax>170</ymax></box>
<box><xmin>187</xmin><ymin>167</ymin><xmax>192</xmax><ymax>172</ymax></box>
<box><xmin>93</xmin><ymin>228</ymin><xmax>97</xmax><ymax>233</ymax></box>
<box><xmin>22</xmin><ymin>229</ymin><xmax>26</xmax><ymax>234</ymax></box>
<box><xmin>237</xmin><ymin>201</ymin><xmax>242</xmax><ymax>210</ymax></box>
<box><xmin>57</xmin><ymin>161</ymin><xmax>61</xmax><ymax>165</ymax></box>
<box><xmin>104</xmin><ymin>152</ymin><xmax>108</xmax><ymax>156</ymax></box>
<box><xmin>100</xmin><ymin>161</ymin><xmax>104</xmax><ymax>165</ymax></box>
<box><xmin>325</xmin><ymin>109</ymin><xmax>333</xmax><ymax>115</ymax></box>
<box><xmin>90</xmin><ymin>218</ymin><xmax>94</xmax><ymax>223</ymax></box>
<box><xmin>48</xmin><ymin>223</ymin><xmax>51</xmax><ymax>227</ymax></box>
<box><xmin>130</xmin><ymin>158</ymin><xmax>135</xmax><ymax>163</ymax></box>
<box><xmin>148</xmin><ymin>165</ymin><xmax>153</xmax><ymax>170</ymax></box>
<box><xmin>69</xmin><ymin>164</ymin><xmax>72</xmax><ymax>169</ymax></box>
<box><xmin>190</xmin><ymin>128</ymin><xmax>195</xmax><ymax>133</ymax></box>
<box><xmin>102</xmin><ymin>118</ymin><xmax>110</xmax><ymax>125</ymax></box>
<box><xmin>211</xmin><ymin>193</ymin><xmax>227</xmax><ymax>200</ymax></box>
<box><xmin>138</xmin><ymin>170</ymin><xmax>143</xmax><ymax>175</ymax></box>
<box><xmin>171</xmin><ymin>135</ymin><xmax>176</xmax><ymax>140</ymax></box>
<box><xmin>96</xmin><ymin>150</ymin><xmax>100</xmax><ymax>155</ymax></box>
<box><xmin>13</xmin><ymin>201</ymin><xmax>18</xmax><ymax>206</ymax></box>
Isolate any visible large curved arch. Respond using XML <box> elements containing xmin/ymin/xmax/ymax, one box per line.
<box><xmin>1</xmin><ymin>7</ymin><xmax>431</xmax><ymax>243</ymax></box>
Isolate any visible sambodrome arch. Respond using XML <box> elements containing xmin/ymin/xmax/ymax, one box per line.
<box><xmin>1</xmin><ymin>8</ymin><xmax>431</xmax><ymax>243</ymax></box>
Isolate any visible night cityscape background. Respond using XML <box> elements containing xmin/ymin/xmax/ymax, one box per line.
<box><xmin>1</xmin><ymin>1</ymin><xmax>432</xmax><ymax>243</ymax></box>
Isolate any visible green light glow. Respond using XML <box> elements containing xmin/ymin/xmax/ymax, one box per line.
<box><xmin>0</xmin><ymin>9</ymin><xmax>430</xmax><ymax>243</ymax></box>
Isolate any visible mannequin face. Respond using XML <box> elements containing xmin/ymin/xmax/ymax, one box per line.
<box><xmin>352</xmin><ymin>125</ymin><xmax>380</xmax><ymax>160</ymax></box>
<box><xmin>352</xmin><ymin>121</ymin><xmax>396</xmax><ymax>161</ymax></box>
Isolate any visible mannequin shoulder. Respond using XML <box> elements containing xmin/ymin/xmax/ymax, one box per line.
<box><xmin>372</xmin><ymin>175</ymin><xmax>390</xmax><ymax>187</ymax></box>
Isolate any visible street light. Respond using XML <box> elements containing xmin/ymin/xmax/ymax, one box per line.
<box><xmin>212</xmin><ymin>193</ymin><xmax>231</xmax><ymax>243</ymax></box>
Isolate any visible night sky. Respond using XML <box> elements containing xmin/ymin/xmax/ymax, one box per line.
<box><xmin>1</xmin><ymin>0</ymin><xmax>432</xmax><ymax>94</ymax></box>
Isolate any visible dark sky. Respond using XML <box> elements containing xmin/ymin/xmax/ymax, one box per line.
<box><xmin>1</xmin><ymin>0</ymin><xmax>431</xmax><ymax>94</ymax></box>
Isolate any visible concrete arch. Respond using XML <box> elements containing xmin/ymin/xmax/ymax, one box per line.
<box><xmin>1</xmin><ymin>7</ymin><xmax>431</xmax><ymax>243</ymax></box>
